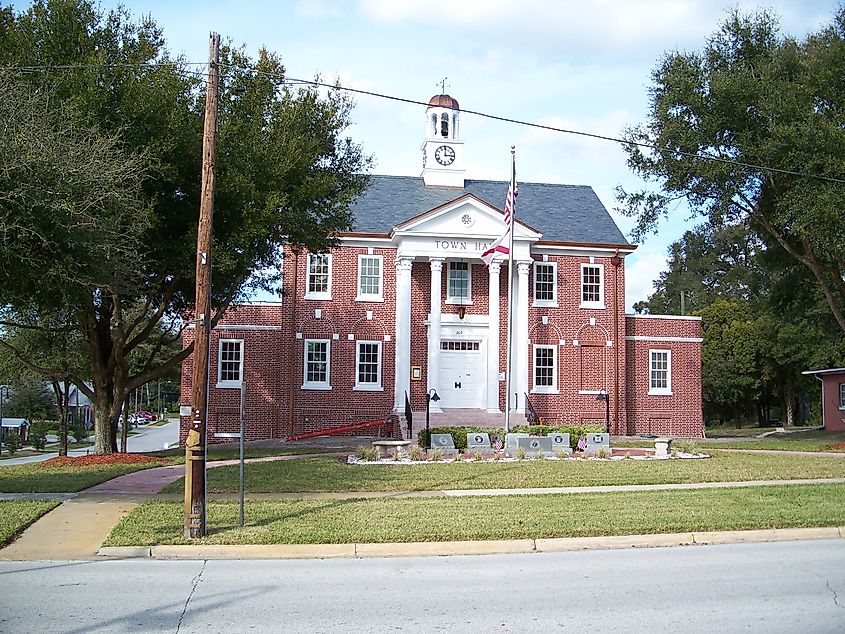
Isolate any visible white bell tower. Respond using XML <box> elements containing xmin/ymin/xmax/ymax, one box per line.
<box><xmin>421</xmin><ymin>93</ymin><xmax>465</xmax><ymax>188</ymax></box>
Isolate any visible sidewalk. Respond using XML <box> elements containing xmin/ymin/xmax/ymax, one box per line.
<box><xmin>3</xmin><ymin>453</ymin><xmax>845</xmax><ymax>561</ymax></box>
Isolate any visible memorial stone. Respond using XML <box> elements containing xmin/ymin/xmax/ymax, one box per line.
<box><xmin>430</xmin><ymin>433</ymin><xmax>458</xmax><ymax>455</ymax></box>
<box><xmin>466</xmin><ymin>432</ymin><xmax>492</xmax><ymax>452</ymax></box>
<box><xmin>584</xmin><ymin>433</ymin><xmax>611</xmax><ymax>455</ymax></box>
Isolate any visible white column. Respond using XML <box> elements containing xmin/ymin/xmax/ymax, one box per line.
<box><xmin>394</xmin><ymin>256</ymin><xmax>413</xmax><ymax>410</ymax></box>
<box><xmin>487</xmin><ymin>261</ymin><xmax>502</xmax><ymax>412</ymax></box>
<box><xmin>427</xmin><ymin>258</ymin><xmax>444</xmax><ymax>411</ymax></box>
<box><xmin>516</xmin><ymin>261</ymin><xmax>531</xmax><ymax>412</ymax></box>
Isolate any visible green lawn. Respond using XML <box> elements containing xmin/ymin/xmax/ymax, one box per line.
<box><xmin>105</xmin><ymin>483</ymin><xmax>845</xmax><ymax>546</ymax></box>
<box><xmin>0</xmin><ymin>499</ymin><xmax>61</xmax><ymax>547</ymax></box>
<box><xmin>614</xmin><ymin>438</ymin><xmax>845</xmax><ymax>452</ymax></box>
<box><xmin>0</xmin><ymin>461</ymin><xmax>174</xmax><ymax>493</ymax></box>
<box><xmin>159</xmin><ymin>451</ymin><xmax>845</xmax><ymax>495</ymax></box>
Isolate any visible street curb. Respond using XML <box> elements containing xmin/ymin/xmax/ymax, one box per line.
<box><xmin>96</xmin><ymin>526</ymin><xmax>845</xmax><ymax>560</ymax></box>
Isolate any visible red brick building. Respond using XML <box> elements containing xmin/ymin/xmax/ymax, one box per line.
<box><xmin>802</xmin><ymin>368</ymin><xmax>845</xmax><ymax>431</ymax></box>
<box><xmin>180</xmin><ymin>93</ymin><xmax>703</xmax><ymax>442</ymax></box>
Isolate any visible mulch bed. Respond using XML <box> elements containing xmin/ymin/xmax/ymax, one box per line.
<box><xmin>41</xmin><ymin>454</ymin><xmax>170</xmax><ymax>467</ymax></box>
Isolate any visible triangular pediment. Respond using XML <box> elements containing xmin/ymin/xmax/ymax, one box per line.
<box><xmin>394</xmin><ymin>194</ymin><xmax>540</xmax><ymax>240</ymax></box>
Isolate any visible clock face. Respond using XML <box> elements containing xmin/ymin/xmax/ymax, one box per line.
<box><xmin>434</xmin><ymin>145</ymin><xmax>456</xmax><ymax>166</ymax></box>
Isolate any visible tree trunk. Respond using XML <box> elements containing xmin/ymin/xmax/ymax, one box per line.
<box><xmin>734</xmin><ymin>402</ymin><xmax>742</xmax><ymax>428</ymax></box>
<box><xmin>92</xmin><ymin>393</ymin><xmax>118</xmax><ymax>454</ymax></box>
<box><xmin>52</xmin><ymin>379</ymin><xmax>69</xmax><ymax>457</ymax></box>
<box><xmin>120</xmin><ymin>397</ymin><xmax>129</xmax><ymax>453</ymax></box>
<box><xmin>784</xmin><ymin>377</ymin><xmax>795</xmax><ymax>427</ymax></box>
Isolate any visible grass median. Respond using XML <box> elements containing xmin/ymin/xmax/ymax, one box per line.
<box><xmin>0</xmin><ymin>499</ymin><xmax>61</xmax><ymax>547</ymax></box>
<box><xmin>105</xmin><ymin>483</ymin><xmax>845</xmax><ymax>546</ymax></box>
<box><xmin>0</xmin><ymin>461</ymin><xmax>174</xmax><ymax>493</ymax></box>
<box><xmin>160</xmin><ymin>451</ymin><xmax>845</xmax><ymax>495</ymax></box>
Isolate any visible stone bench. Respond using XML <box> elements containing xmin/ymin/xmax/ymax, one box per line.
<box><xmin>654</xmin><ymin>437</ymin><xmax>673</xmax><ymax>458</ymax></box>
<box><xmin>371</xmin><ymin>439</ymin><xmax>413</xmax><ymax>459</ymax></box>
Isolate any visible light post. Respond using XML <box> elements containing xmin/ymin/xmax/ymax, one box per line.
<box><xmin>0</xmin><ymin>385</ymin><xmax>10</xmax><ymax>456</ymax></box>
<box><xmin>425</xmin><ymin>388</ymin><xmax>440</xmax><ymax>450</ymax></box>
<box><xmin>596</xmin><ymin>389</ymin><xmax>610</xmax><ymax>434</ymax></box>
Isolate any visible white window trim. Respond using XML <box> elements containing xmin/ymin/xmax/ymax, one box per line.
<box><xmin>302</xmin><ymin>339</ymin><xmax>331</xmax><ymax>390</ymax></box>
<box><xmin>354</xmin><ymin>340</ymin><xmax>383</xmax><ymax>392</ymax></box>
<box><xmin>531</xmin><ymin>344</ymin><xmax>559</xmax><ymax>394</ymax></box>
<box><xmin>355</xmin><ymin>254</ymin><xmax>384</xmax><ymax>302</ymax></box>
<box><xmin>305</xmin><ymin>253</ymin><xmax>332</xmax><ymax>300</ymax></box>
<box><xmin>216</xmin><ymin>339</ymin><xmax>243</xmax><ymax>388</ymax></box>
<box><xmin>533</xmin><ymin>261</ymin><xmax>558</xmax><ymax>307</ymax></box>
<box><xmin>580</xmin><ymin>263</ymin><xmax>605</xmax><ymax>309</ymax></box>
<box><xmin>648</xmin><ymin>349</ymin><xmax>672</xmax><ymax>396</ymax></box>
<box><xmin>445</xmin><ymin>261</ymin><xmax>473</xmax><ymax>305</ymax></box>
<box><xmin>839</xmin><ymin>383</ymin><xmax>845</xmax><ymax>410</ymax></box>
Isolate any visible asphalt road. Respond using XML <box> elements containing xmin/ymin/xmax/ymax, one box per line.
<box><xmin>0</xmin><ymin>419</ymin><xmax>179</xmax><ymax>466</ymax></box>
<box><xmin>1</xmin><ymin>539</ymin><xmax>843</xmax><ymax>633</ymax></box>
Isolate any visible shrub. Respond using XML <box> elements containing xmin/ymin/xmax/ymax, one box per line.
<box><xmin>356</xmin><ymin>446</ymin><xmax>381</xmax><ymax>462</ymax></box>
<box><xmin>29</xmin><ymin>421</ymin><xmax>49</xmax><ymax>451</ymax></box>
<box><xmin>516</xmin><ymin>447</ymin><xmax>526</xmax><ymax>460</ymax></box>
<box><xmin>595</xmin><ymin>447</ymin><xmax>611</xmax><ymax>459</ymax></box>
<box><xmin>3</xmin><ymin>430</ymin><xmax>21</xmax><ymax>455</ymax></box>
<box><xmin>510</xmin><ymin>424</ymin><xmax>604</xmax><ymax>450</ymax></box>
<box><xmin>430</xmin><ymin>448</ymin><xmax>443</xmax><ymax>462</ymax></box>
<box><xmin>472</xmin><ymin>451</ymin><xmax>483</xmax><ymax>461</ymax></box>
<box><xmin>409</xmin><ymin>445</ymin><xmax>424</xmax><ymax>461</ymax></box>
<box><xmin>555</xmin><ymin>449</ymin><xmax>568</xmax><ymax>460</ymax></box>
<box><xmin>70</xmin><ymin>418</ymin><xmax>88</xmax><ymax>444</ymax></box>
<box><xmin>417</xmin><ymin>427</ymin><xmax>507</xmax><ymax>451</ymax></box>
<box><xmin>678</xmin><ymin>439</ymin><xmax>699</xmax><ymax>454</ymax></box>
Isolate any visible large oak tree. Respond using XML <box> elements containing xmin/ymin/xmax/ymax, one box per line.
<box><xmin>0</xmin><ymin>0</ymin><xmax>371</xmax><ymax>453</ymax></box>
<box><xmin>618</xmin><ymin>8</ymin><xmax>845</xmax><ymax>334</ymax></box>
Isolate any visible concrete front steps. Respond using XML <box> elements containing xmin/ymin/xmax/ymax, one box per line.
<box><xmin>404</xmin><ymin>408</ymin><xmax>527</xmax><ymax>441</ymax></box>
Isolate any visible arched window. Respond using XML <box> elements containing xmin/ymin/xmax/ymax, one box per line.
<box><xmin>440</xmin><ymin>112</ymin><xmax>449</xmax><ymax>138</ymax></box>
<box><xmin>431</xmin><ymin>113</ymin><xmax>437</xmax><ymax>137</ymax></box>
<box><xmin>452</xmin><ymin>113</ymin><xmax>459</xmax><ymax>139</ymax></box>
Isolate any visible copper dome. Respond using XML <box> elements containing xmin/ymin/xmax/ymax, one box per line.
<box><xmin>428</xmin><ymin>94</ymin><xmax>460</xmax><ymax>110</ymax></box>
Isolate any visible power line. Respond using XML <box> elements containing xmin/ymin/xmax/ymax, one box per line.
<box><xmin>278</xmin><ymin>74</ymin><xmax>845</xmax><ymax>186</ymax></box>
<box><xmin>4</xmin><ymin>60</ymin><xmax>844</xmax><ymax>186</ymax></box>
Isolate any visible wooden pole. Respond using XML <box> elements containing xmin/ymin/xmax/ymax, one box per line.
<box><xmin>185</xmin><ymin>32</ymin><xmax>221</xmax><ymax>539</ymax></box>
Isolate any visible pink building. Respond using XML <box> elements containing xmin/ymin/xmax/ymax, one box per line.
<box><xmin>802</xmin><ymin>368</ymin><xmax>845</xmax><ymax>431</ymax></box>
<box><xmin>180</xmin><ymin>93</ymin><xmax>703</xmax><ymax>442</ymax></box>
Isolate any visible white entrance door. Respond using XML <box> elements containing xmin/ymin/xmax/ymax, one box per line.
<box><xmin>438</xmin><ymin>340</ymin><xmax>485</xmax><ymax>408</ymax></box>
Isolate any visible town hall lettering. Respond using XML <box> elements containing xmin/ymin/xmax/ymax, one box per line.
<box><xmin>434</xmin><ymin>240</ymin><xmax>490</xmax><ymax>251</ymax></box>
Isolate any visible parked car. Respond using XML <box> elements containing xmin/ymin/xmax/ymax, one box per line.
<box><xmin>136</xmin><ymin>411</ymin><xmax>156</xmax><ymax>422</ymax></box>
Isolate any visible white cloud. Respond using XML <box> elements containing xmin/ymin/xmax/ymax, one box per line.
<box><xmin>624</xmin><ymin>245</ymin><xmax>669</xmax><ymax>311</ymax></box>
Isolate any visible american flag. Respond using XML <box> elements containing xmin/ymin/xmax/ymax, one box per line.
<box><xmin>577</xmin><ymin>434</ymin><xmax>587</xmax><ymax>451</ymax></box>
<box><xmin>503</xmin><ymin>168</ymin><xmax>518</xmax><ymax>226</ymax></box>
<box><xmin>481</xmin><ymin>161</ymin><xmax>518</xmax><ymax>267</ymax></box>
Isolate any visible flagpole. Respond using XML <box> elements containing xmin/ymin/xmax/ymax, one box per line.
<box><xmin>504</xmin><ymin>146</ymin><xmax>516</xmax><ymax>433</ymax></box>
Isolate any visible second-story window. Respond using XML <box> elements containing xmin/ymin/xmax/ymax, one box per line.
<box><xmin>306</xmin><ymin>253</ymin><xmax>332</xmax><ymax>300</ymax></box>
<box><xmin>356</xmin><ymin>254</ymin><xmax>383</xmax><ymax>301</ymax></box>
<box><xmin>447</xmin><ymin>261</ymin><xmax>471</xmax><ymax>304</ymax></box>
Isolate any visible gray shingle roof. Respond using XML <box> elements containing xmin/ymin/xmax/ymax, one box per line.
<box><xmin>348</xmin><ymin>175</ymin><xmax>630</xmax><ymax>245</ymax></box>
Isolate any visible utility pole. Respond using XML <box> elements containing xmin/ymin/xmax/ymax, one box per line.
<box><xmin>185</xmin><ymin>32</ymin><xmax>221</xmax><ymax>539</ymax></box>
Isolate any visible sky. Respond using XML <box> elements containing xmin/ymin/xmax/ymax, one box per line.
<box><xmin>89</xmin><ymin>0</ymin><xmax>837</xmax><ymax>310</ymax></box>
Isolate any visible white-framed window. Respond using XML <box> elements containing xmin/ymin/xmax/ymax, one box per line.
<box><xmin>305</xmin><ymin>253</ymin><xmax>332</xmax><ymax>300</ymax></box>
<box><xmin>303</xmin><ymin>339</ymin><xmax>331</xmax><ymax>390</ymax></box>
<box><xmin>649</xmin><ymin>349</ymin><xmax>672</xmax><ymax>395</ymax></box>
<box><xmin>356</xmin><ymin>254</ymin><xmax>383</xmax><ymax>302</ymax></box>
<box><xmin>446</xmin><ymin>261</ymin><xmax>472</xmax><ymax>304</ymax></box>
<box><xmin>839</xmin><ymin>383</ymin><xmax>845</xmax><ymax>410</ymax></box>
<box><xmin>354</xmin><ymin>340</ymin><xmax>383</xmax><ymax>391</ymax></box>
<box><xmin>217</xmin><ymin>339</ymin><xmax>243</xmax><ymax>388</ymax></box>
<box><xmin>533</xmin><ymin>261</ymin><xmax>557</xmax><ymax>306</ymax></box>
<box><xmin>580</xmin><ymin>263</ymin><xmax>604</xmax><ymax>308</ymax></box>
<box><xmin>532</xmin><ymin>345</ymin><xmax>558</xmax><ymax>394</ymax></box>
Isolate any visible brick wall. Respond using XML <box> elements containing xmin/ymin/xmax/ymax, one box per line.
<box><xmin>820</xmin><ymin>374</ymin><xmax>845</xmax><ymax>431</ymax></box>
<box><xmin>624</xmin><ymin>315</ymin><xmax>704</xmax><ymax>437</ymax></box>
<box><xmin>180</xmin><ymin>247</ymin><xmax>702</xmax><ymax>442</ymax></box>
